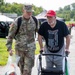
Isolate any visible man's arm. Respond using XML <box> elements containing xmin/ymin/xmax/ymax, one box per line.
<box><xmin>65</xmin><ymin>34</ymin><xmax>70</xmax><ymax>51</ymax></box>
<box><xmin>38</xmin><ymin>34</ymin><xmax>44</xmax><ymax>50</ymax></box>
<box><xmin>6</xmin><ymin>23</ymin><xmax>17</xmax><ymax>55</ymax></box>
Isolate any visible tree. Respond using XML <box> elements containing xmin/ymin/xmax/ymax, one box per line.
<box><xmin>70</xmin><ymin>11</ymin><xmax>75</xmax><ymax>18</ymax></box>
<box><xmin>64</xmin><ymin>5</ymin><xmax>70</xmax><ymax>10</ymax></box>
<box><xmin>33</xmin><ymin>5</ymin><xmax>43</xmax><ymax>16</ymax></box>
<box><xmin>58</xmin><ymin>7</ymin><xmax>63</xmax><ymax>13</ymax></box>
<box><xmin>0</xmin><ymin>0</ymin><xmax>4</xmax><ymax>5</ymax></box>
<box><xmin>73</xmin><ymin>16</ymin><xmax>75</xmax><ymax>20</ymax></box>
<box><xmin>71</xmin><ymin>3</ymin><xmax>75</xmax><ymax>10</ymax></box>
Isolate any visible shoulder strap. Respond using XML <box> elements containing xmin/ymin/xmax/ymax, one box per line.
<box><xmin>15</xmin><ymin>17</ymin><xmax>22</xmax><ymax>36</ymax></box>
<box><xmin>32</xmin><ymin>16</ymin><xmax>38</xmax><ymax>38</ymax></box>
<box><xmin>32</xmin><ymin>16</ymin><xmax>38</xmax><ymax>29</ymax></box>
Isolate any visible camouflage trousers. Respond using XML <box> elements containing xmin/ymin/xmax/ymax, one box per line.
<box><xmin>15</xmin><ymin>50</ymin><xmax>35</xmax><ymax>75</ymax></box>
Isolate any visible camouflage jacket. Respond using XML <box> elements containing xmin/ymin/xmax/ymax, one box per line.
<box><xmin>6</xmin><ymin>16</ymin><xmax>36</xmax><ymax>51</ymax></box>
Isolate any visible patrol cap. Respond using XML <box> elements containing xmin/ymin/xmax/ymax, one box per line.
<box><xmin>46</xmin><ymin>10</ymin><xmax>56</xmax><ymax>17</ymax></box>
<box><xmin>23</xmin><ymin>4</ymin><xmax>33</xmax><ymax>12</ymax></box>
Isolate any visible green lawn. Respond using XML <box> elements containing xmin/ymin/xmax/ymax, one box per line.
<box><xmin>65</xmin><ymin>21</ymin><xmax>75</xmax><ymax>25</ymax></box>
<box><xmin>0</xmin><ymin>38</ymin><xmax>40</xmax><ymax>66</ymax></box>
<box><xmin>0</xmin><ymin>38</ymin><xmax>8</xmax><ymax>65</ymax></box>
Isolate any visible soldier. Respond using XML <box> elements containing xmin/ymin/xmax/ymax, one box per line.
<box><xmin>6</xmin><ymin>4</ymin><xmax>37</xmax><ymax>75</ymax></box>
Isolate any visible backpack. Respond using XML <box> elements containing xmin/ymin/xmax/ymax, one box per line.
<box><xmin>15</xmin><ymin>16</ymin><xmax>38</xmax><ymax>37</ymax></box>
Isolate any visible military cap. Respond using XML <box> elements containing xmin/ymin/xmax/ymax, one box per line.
<box><xmin>23</xmin><ymin>4</ymin><xmax>33</xmax><ymax>12</ymax></box>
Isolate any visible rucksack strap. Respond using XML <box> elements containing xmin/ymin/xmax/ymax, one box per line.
<box><xmin>15</xmin><ymin>17</ymin><xmax>22</xmax><ymax>36</ymax></box>
<box><xmin>32</xmin><ymin>16</ymin><xmax>38</xmax><ymax>29</ymax></box>
<box><xmin>32</xmin><ymin>16</ymin><xmax>38</xmax><ymax>38</ymax></box>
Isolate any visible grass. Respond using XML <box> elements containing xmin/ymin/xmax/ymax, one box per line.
<box><xmin>0</xmin><ymin>38</ymin><xmax>8</xmax><ymax>65</ymax></box>
<box><xmin>35</xmin><ymin>41</ymin><xmax>40</xmax><ymax>54</ymax></box>
<box><xmin>0</xmin><ymin>38</ymin><xmax>40</xmax><ymax>66</ymax></box>
<box><xmin>65</xmin><ymin>21</ymin><xmax>75</xmax><ymax>25</ymax></box>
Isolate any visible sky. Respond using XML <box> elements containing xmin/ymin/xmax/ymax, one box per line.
<box><xmin>5</xmin><ymin>0</ymin><xmax>75</xmax><ymax>11</ymax></box>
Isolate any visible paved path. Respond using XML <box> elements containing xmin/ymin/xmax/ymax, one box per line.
<box><xmin>0</xmin><ymin>28</ymin><xmax>75</xmax><ymax>75</ymax></box>
<box><xmin>68</xmin><ymin>28</ymin><xmax>75</xmax><ymax>75</ymax></box>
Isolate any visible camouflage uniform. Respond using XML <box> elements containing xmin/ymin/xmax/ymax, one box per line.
<box><xmin>6</xmin><ymin>15</ymin><xmax>36</xmax><ymax>75</ymax></box>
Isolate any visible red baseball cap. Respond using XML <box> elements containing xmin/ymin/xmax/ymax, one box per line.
<box><xmin>46</xmin><ymin>10</ymin><xmax>56</xmax><ymax>17</ymax></box>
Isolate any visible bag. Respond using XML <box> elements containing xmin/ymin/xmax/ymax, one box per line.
<box><xmin>15</xmin><ymin>16</ymin><xmax>38</xmax><ymax>38</ymax></box>
<box><xmin>1</xmin><ymin>55</ymin><xmax>21</xmax><ymax>75</ymax></box>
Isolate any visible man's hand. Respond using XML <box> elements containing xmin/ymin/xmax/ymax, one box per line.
<box><xmin>65</xmin><ymin>49</ymin><xmax>70</xmax><ymax>57</ymax></box>
<box><xmin>40</xmin><ymin>48</ymin><xmax>44</xmax><ymax>54</ymax></box>
<box><xmin>8</xmin><ymin>49</ymin><xmax>14</xmax><ymax>56</ymax></box>
<box><xmin>40</xmin><ymin>48</ymin><xmax>44</xmax><ymax>51</ymax></box>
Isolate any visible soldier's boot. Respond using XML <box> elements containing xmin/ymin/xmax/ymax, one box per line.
<box><xmin>23</xmin><ymin>70</ymin><xmax>30</xmax><ymax>75</ymax></box>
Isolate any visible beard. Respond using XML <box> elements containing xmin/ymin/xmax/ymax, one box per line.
<box><xmin>48</xmin><ymin>20</ymin><xmax>55</xmax><ymax>25</ymax></box>
<box><xmin>48</xmin><ymin>20</ymin><xmax>56</xmax><ymax>28</ymax></box>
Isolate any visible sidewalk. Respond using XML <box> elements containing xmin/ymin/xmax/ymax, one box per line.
<box><xmin>68</xmin><ymin>28</ymin><xmax>75</xmax><ymax>75</ymax></box>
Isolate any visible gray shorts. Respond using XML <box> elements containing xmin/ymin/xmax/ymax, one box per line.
<box><xmin>44</xmin><ymin>45</ymin><xmax>65</xmax><ymax>73</ymax></box>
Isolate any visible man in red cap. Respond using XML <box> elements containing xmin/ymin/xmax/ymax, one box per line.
<box><xmin>38</xmin><ymin>10</ymin><xmax>70</xmax><ymax>74</ymax></box>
